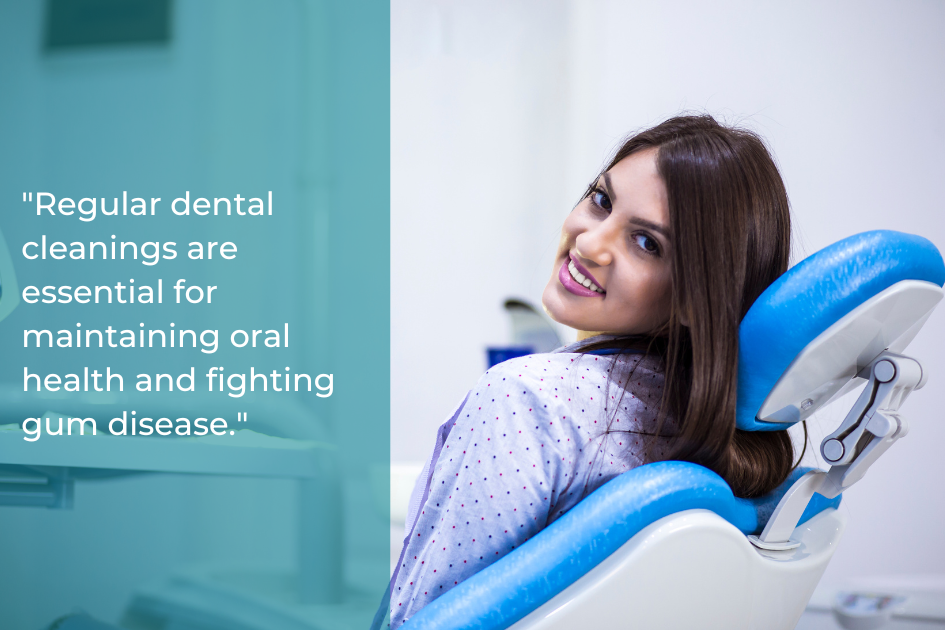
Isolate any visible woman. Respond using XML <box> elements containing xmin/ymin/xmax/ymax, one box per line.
<box><xmin>388</xmin><ymin>114</ymin><xmax>798</xmax><ymax>626</ymax></box>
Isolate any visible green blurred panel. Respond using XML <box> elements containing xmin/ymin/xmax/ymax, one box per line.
<box><xmin>1</xmin><ymin>0</ymin><xmax>389</xmax><ymax>628</ymax></box>
<box><xmin>45</xmin><ymin>0</ymin><xmax>172</xmax><ymax>50</ymax></box>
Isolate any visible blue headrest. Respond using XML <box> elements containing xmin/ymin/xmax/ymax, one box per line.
<box><xmin>737</xmin><ymin>231</ymin><xmax>945</xmax><ymax>431</ymax></box>
<box><xmin>406</xmin><ymin>461</ymin><xmax>841</xmax><ymax>630</ymax></box>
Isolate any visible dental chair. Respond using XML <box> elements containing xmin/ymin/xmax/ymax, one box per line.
<box><xmin>404</xmin><ymin>230</ymin><xmax>945</xmax><ymax>630</ymax></box>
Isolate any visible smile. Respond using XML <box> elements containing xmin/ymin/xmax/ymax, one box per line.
<box><xmin>568</xmin><ymin>260</ymin><xmax>604</xmax><ymax>293</ymax></box>
<box><xmin>558</xmin><ymin>254</ymin><xmax>605</xmax><ymax>297</ymax></box>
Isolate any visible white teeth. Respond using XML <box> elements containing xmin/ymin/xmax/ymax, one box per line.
<box><xmin>569</xmin><ymin>262</ymin><xmax>587</xmax><ymax>282</ymax></box>
<box><xmin>571</xmin><ymin>264</ymin><xmax>586</xmax><ymax>283</ymax></box>
<box><xmin>568</xmin><ymin>260</ymin><xmax>604</xmax><ymax>293</ymax></box>
<box><xmin>568</xmin><ymin>261</ymin><xmax>582</xmax><ymax>282</ymax></box>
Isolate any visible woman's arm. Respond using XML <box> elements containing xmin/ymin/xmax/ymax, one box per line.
<box><xmin>390</xmin><ymin>356</ymin><xmax>579</xmax><ymax>626</ymax></box>
<box><xmin>390</xmin><ymin>352</ymin><xmax>665</xmax><ymax>626</ymax></box>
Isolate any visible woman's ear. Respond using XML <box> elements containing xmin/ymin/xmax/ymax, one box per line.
<box><xmin>675</xmin><ymin>302</ymin><xmax>691</xmax><ymax>328</ymax></box>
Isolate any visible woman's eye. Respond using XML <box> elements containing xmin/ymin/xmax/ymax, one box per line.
<box><xmin>590</xmin><ymin>190</ymin><xmax>612</xmax><ymax>211</ymax></box>
<box><xmin>633</xmin><ymin>233</ymin><xmax>660</xmax><ymax>256</ymax></box>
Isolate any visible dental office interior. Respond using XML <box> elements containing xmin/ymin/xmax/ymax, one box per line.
<box><xmin>2</xmin><ymin>1</ymin><xmax>944</xmax><ymax>629</ymax></box>
<box><xmin>391</xmin><ymin>1</ymin><xmax>945</xmax><ymax>628</ymax></box>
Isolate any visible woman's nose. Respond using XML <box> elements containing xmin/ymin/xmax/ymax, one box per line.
<box><xmin>574</xmin><ymin>221</ymin><xmax>616</xmax><ymax>267</ymax></box>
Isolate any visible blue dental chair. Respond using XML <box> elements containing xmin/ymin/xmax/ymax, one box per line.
<box><xmin>405</xmin><ymin>231</ymin><xmax>945</xmax><ymax>630</ymax></box>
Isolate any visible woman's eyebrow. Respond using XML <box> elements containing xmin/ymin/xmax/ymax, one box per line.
<box><xmin>601</xmin><ymin>172</ymin><xmax>618</xmax><ymax>202</ymax></box>
<box><xmin>629</xmin><ymin>217</ymin><xmax>671</xmax><ymax>239</ymax></box>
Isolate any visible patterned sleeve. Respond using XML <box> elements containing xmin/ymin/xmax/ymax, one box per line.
<box><xmin>389</xmin><ymin>356</ymin><xmax>580</xmax><ymax>627</ymax></box>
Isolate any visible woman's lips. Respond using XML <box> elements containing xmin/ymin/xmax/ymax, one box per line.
<box><xmin>558</xmin><ymin>255</ymin><xmax>605</xmax><ymax>297</ymax></box>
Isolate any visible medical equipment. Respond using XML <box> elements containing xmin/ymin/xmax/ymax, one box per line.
<box><xmin>804</xmin><ymin>575</ymin><xmax>945</xmax><ymax>629</ymax></box>
<box><xmin>487</xmin><ymin>299</ymin><xmax>564</xmax><ymax>368</ymax></box>
<box><xmin>404</xmin><ymin>230</ymin><xmax>945</xmax><ymax>630</ymax></box>
<box><xmin>503</xmin><ymin>298</ymin><xmax>562</xmax><ymax>353</ymax></box>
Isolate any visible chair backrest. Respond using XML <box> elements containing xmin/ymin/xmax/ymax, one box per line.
<box><xmin>737</xmin><ymin>230</ymin><xmax>944</xmax><ymax>430</ymax></box>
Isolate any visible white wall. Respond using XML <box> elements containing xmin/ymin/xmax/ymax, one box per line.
<box><xmin>391</xmin><ymin>0</ymin><xmax>945</xmax><ymax>588</ymax></box>
<box><xmin>391</xmin><ymin>0</ymin><xmax>575</xmax><ymax>462</ymax></box>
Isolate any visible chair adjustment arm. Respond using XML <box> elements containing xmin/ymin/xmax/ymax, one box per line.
<box><xmin>820</xmin><ymin>352</ymin><xmax>921</xmax><ymax>469</ymax></box>
<box><xmin>752</xmin><ymin>352</ymin><xmax>922</xmax><ymax>548</ymax></box>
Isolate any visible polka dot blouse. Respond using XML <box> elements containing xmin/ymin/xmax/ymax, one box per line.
<box><xmin>389</xmin><ymin>344</ymin><xmax>672</xmax><ymax>627</ymax></box>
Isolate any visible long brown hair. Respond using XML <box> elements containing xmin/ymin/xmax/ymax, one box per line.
<box><xmin>583</xmin><ymin>114</ymin><xmax>796</xmax><ymax>498</ymax></box>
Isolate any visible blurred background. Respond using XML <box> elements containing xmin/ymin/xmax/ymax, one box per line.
<box><xmin>391</xmin><ymin>0</ymin><xmax>945</xmax><ymax>623</ymax></box>
<box><xmin>0</xmin><ymin>1</ymin><xmax>388</xmax><ymax>629</ymax></box>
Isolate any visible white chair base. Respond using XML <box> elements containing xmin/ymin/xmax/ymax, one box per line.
<box><xmin>512</xmin><ymin>508</ymin><xmax>847</xmax><ymax>630</ymax></box>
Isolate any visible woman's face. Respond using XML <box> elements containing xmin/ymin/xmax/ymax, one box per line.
<box><xmin>542</xmin><ymin>148</ymin><xmax>673</xmax><ymax>336</ymax></box>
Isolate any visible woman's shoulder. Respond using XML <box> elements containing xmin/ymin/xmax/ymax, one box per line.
<box><xmin>481</xmin><ymin>350</ymin><xmax>662</xmax><ymax>387</ymax></box>
<box><xmin>483</xmin><ymin>352</ymin><xmax>583</xmax><ymax>381</ymax></box>
<box><xmin>473</xmin><ymin>350</ymin><xmax>662</xmax><ymax>415</ymax></box>
<box><xmin>464</xmin><ymin>353</ymin><xmax>574</xmax><ymax>418</ymax></box>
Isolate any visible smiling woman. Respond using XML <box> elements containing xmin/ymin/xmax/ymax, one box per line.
<box><xmin>543</xmin><ymin>147</ymin><xmax>673</xmax><ymax>337</ymax></box>
<box><xmin>384</xmin><ymin>115</ymin><xmax>798</xmax><ymax>627</ymax></box>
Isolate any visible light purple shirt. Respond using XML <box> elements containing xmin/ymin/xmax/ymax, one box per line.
<box><xmin>390</xmin><ymin>343</ymin><xmax>671</xmax><ymax>626</ymax></box>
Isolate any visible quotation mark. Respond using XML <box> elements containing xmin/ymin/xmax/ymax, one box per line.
<box><xmin>230</xmin><ymin>412</ymin><xmax>248</xmax><ymax>435</ymax></box>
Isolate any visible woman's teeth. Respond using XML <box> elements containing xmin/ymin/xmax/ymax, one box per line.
<box><xmin>568</xmin><ymin>260</ymin><xmax>604</xmax><ymax>293</ymax></box>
